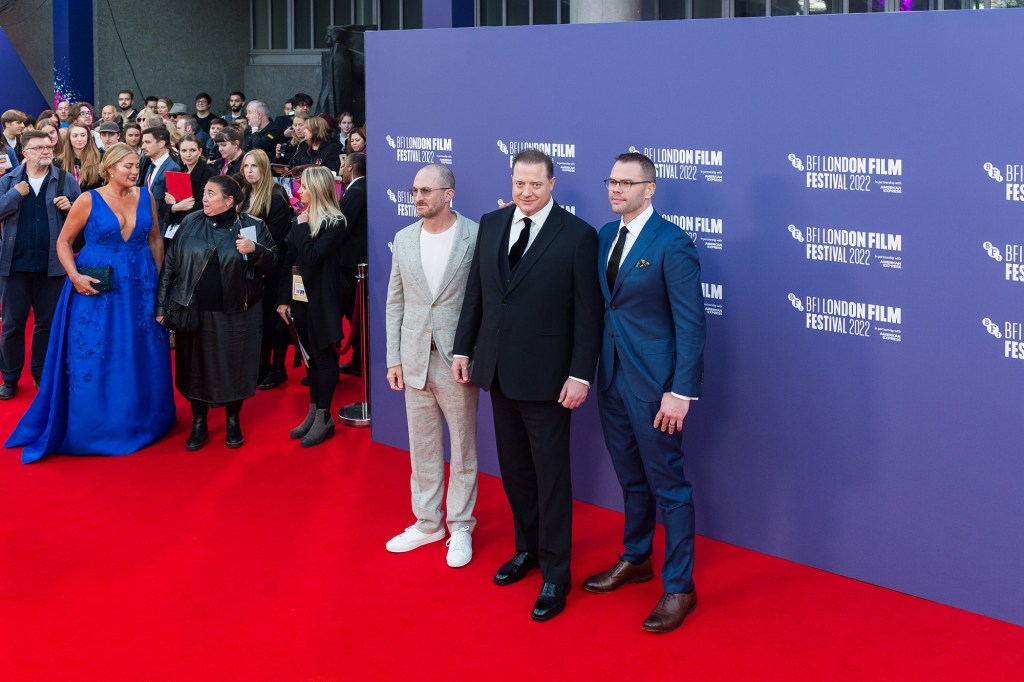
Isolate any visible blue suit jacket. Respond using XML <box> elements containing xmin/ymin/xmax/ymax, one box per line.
<box><xmin>143</xmin><ymin>157</ymin><xmax>182</xmax><ymax>229</ymax></box>
<box><xmin>597</xmin><ymin>211</ymin><xmax>705</xmax><ymax>402</ymax></box>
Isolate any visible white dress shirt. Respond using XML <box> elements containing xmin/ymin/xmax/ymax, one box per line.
<box><xmin>507</xmin><ymin>198</ymin><xmax>555</xmax><ymax>256</ymax></box>
<box><xmin>607</xmin><ymin>204</ymin><xmax>655</xmax><ymax>268</ymax></box>
<box><xmin>146</xmin><ymin>153</ymin><xmax>170</xmax><ymax>187</ymax></box>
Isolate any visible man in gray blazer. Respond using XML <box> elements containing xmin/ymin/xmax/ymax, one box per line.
<box><xmin>385</xmin><ymin>164</ymin><xmax>480</xmax><ymax>568</ymax></box>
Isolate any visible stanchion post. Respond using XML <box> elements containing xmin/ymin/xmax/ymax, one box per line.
<box><xmin>339</xmin><ymin>262</ymin><xmax>371</xmax><ymax>427</ymax></box>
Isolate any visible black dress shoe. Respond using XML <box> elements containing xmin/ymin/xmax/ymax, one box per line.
<box><xmin>0</xmin><ymin>381</ymin><xmax>16</xmax><ymax>400</ymax></box>
<box><xmin>531</xmin><ymin>582</ymin><xmax>570</xmax><ymax>622</ymax></box>
<box><xmin>338</xmin><ymin>359</ymin><xmax>361</xmax><ymax>376</ymax></box>
<box><xmin>494</xmin><ymin>551</ymin><xmax>539</xmax><ymax>586</ymax></box>
<box><xmin>258</xmin><ymin>366</ymin><xmax>286</xmax><ymax>390</ymax></box>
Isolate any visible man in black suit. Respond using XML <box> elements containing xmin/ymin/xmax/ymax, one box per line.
<box><xmin>453</xmin><ymin>149</ymin><xmax>603</xmax><ymax>621</ymax></box>
<box><xmin>338</xmin><ymin>152</ymin><xmax>367</xmax><ymax>374</ymax></box>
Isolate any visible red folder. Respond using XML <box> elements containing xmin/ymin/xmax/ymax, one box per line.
<box><xmin>165</xmin><ymin>171</ymin><xmax>193</xmax><ymax>203</ymax></box>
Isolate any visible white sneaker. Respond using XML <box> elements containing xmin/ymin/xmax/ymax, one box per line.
<box><xmin>445</xmin><ymin>526</ymin><xmax>473</xmax><ymax>568</ymax></box>
<box><xmin>386</xmin><ymin>525</ymin><xmax>445</xmax><ymax>553</ymax></box>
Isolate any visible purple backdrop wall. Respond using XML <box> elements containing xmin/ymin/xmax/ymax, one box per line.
<box><xmin>0</xmin><ymin>28</ymin><xmax>48</xmax><ymax>114</ymax></box>
<box><xmin>364</xmin><ymin>12</ymin><xmax>1024</xmax><ymax>626</ymax></box>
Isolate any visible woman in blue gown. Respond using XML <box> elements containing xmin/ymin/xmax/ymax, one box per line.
<box><xmin>5</xmin><ymin>143</ymin><xmax>175</xmax><ymax>463</ymax></box>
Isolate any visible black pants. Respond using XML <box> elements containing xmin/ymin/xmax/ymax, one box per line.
<box><xmin>489</xmin><ymin>374</ymin><xmax>574</xmax><ymax>585</ymax></box>
<box><xmin>259</xmin><ymin>269</ymin><xmax>289</xmax><ymax>379</ymax></box>
<box><xmin>293</xmin><ymin>303</ymin><xmax>339</xmax><ymax>411</ymax></box>
<box><xmin>0</xmin><ymin>271</ymin><xmax>66</xmax><ymax>383</ymax></box>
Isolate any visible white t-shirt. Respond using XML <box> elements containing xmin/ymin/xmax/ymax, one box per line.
<box><xmin>28</xmin><ymin>174</ymin><xmax>47</xmax><ymax>196</ymax></box>
<box><xmin>420</xmin><ymin>223</ymin><xmax>457</xmax><ymax>298</ymax></box>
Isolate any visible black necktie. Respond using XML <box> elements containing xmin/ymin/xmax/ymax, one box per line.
<box><xmin>606</xmin><ymin>226</ymin><xmax>629</xmax><ymax>292</ymax></box>
<box><xmin>145</xmin><ymin>165</ymin><xmax>155</xmax><ymax>187</ymax></box>
<box><xmin>508</xmin><ymin>217</ymin><xmax>532</xmax><ymax>270</ymax></box>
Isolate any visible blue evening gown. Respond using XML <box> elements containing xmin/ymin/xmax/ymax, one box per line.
<box><xmin>5</xmin><ymin>188</ymin><xmax>176</xmax><ymax>463</ymax></box>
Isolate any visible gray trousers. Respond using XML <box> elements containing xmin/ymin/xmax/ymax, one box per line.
<box><xmin>405</xmin><ymin>349</ymin><xmax>479</xmax><ymax>534</ymax></box>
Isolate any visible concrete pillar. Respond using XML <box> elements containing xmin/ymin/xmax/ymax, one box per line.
<box><xmin>570</xmin><ymin>0</ymin><xmax>643</xmax><ymax>23</ymax></box>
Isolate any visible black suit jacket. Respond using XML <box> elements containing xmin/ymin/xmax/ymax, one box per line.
<box><xmin>454</xmin><ymin>202</ymin><xmax>603</xmax><ymax>402</ymax></box>
<box><xmin>339</xmin><ymin>177</ymin><xmax>367</xmax><ymax>269</ymax></box>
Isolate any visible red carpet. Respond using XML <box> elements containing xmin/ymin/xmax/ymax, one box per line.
<box><xmin>1</xmin><ymin>352</ymin><xmax>1022</xmax><ymax>680</ymax></box>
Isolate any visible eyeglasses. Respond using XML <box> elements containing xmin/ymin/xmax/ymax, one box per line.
<box><xmin>408</xmin><ymin>187</ymin><xmax>451</xmax><ymax>197</ymax></box>
<box><xmin>604</xmin><ymin>179</ymin><xmax>651</xmax><ymax>190</ymax></box>
<box><xmin>24</xmin><ymin>146</ymin><xmax>54</xmax><ymax>153</ymax></box>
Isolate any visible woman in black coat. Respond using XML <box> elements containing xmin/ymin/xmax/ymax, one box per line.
<box><xmin>156</xmin><ymin>175</ymin><xmax>278</xmax><ymax>450</ymax></box>
<box><xmin>212</xmin><ymin>126</ymin><xmax>245</xmax><ymax>177</ymax></box>
<box><xmin>287</xmin><ymin>115</ymin><xmax>342</xmax><ymax>174</ymax></box>
<box><xmin>239</xmin><ymin>148</ymin><xmax>295</xmax><ymax>389</ymax></box>
<box><xmin>166</xmin><ymin>134</ymin><xmax>215</xmax><ymax>226</ymax></box>
<box><xmin>276</xmin><ymin>166</ymin><xmax>348</xmax><ymax>447</ymax></box>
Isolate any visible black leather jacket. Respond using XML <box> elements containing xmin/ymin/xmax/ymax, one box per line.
<box><xmin>156</xmin><ymin>210</ymin><xmax>277</xmax><ymax>316</ymax></box>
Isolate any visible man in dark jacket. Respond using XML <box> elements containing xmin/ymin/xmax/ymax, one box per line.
<box><xmin>244</xmin><ymin>101</ymin><xmax>283</xmax><ymax>158</ymax></box>
<box><xmin>338</xmin><ymin>152</ymin><xmax>367</xmax><ymax>374</ymax></box>
<box><xmin>0</xmin><ymin>130</ymin><xmax>82</xmax><ymax>398</ymax></box>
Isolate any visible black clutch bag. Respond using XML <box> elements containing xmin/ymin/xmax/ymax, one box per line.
<box><xmin>78</xmin><ymin>266</ymin><xmax>114</xmax><ymax>293</ymax></box>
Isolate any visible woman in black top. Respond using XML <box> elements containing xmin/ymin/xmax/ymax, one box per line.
<box><xmin>240</xmin><ymin>149</ymin><xmax>295</xmax><ymax>389</ymax></box>
<box><xmin>166</xmin><ymin>134</ymin><xmax>215</xmax><ymax>226</ymax></box>
<box><xmin>277</xmin><ymin>112</ymin><xmax>308</xmax><ymax>165</ymax></box>
<box><xmin>213</xmin><ymin>127</ymin><xmax>245</xmax><ymax>177</ymax></box>
<box><xmin>288</xmin><ymin>116</ymin><xmax>342</xmax><ymax>174</ymax></box>
<box><xmin>156</xmin><ymin>175</ymin><xmax>277</xmax><ymax>450</ymax></box>
<box><xmin>277</xmin><ymin>167</ymin><xmax>347</xmax><ymax>447</ymax></box>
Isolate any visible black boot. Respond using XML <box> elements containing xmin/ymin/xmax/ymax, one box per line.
<box><xmin>259</xmin><ymin>364</ymin><xmax>286</xmax><ymax>390</ymax></box>
<box><xmin>185</xmin><ymin>402</ymin><xmax>209</xmax><ymax>451</ymax></box>
<box><xmin>225</xmin><ymin>402</ymin><xmax>244</xmax><ymax>448</ymax></box>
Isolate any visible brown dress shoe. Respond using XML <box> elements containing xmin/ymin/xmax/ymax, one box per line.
<box><xmin>642</xmin><ymin>591</ymin><xmax>697</xmax><ymax>633</ymax></box>
<box><xmin>582</xmin><ymin>556</ymin><xmax>654</xmax><ymax>594</ymax></box>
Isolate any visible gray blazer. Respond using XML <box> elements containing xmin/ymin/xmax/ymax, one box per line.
<box><xmin>385</xmin><ymin>211</ymin><xmax>479</xmax><ymax>391</ymax></box>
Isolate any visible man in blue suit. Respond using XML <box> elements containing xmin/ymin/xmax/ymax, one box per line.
<box><xmin>582</xmin><ymin>152</ymin><xmax>706</xmax><ymax>633</ymax></box>
<box><xmin>139</xmin><ymin>126</ymin><xmax>182</xmax><ymax>232</ymax></box>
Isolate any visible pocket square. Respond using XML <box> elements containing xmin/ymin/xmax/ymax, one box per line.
<box><xmin>636</xmin><ymin>259</ymin><xmax>651</xmax><ymax>268</ymax></box>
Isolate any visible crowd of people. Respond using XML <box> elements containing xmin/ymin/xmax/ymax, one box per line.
<box><xmin>3</xmin><ymin>91</ymin><xmax>709</xmax><ymax>635</ymax></box>
<box><xmin>0</xmin><ymin>90</ymin><xmax>369</xmax><ymax>457</ymax></box>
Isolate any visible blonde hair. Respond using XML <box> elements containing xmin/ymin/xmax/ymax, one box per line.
<box><xmin>165</xmin><ymin>119</ymin><xmax>182</xmax><ymax>150</ymax></box>
<box><xmin>301</xmin><ymin>166</ymin><xmax>344</xmax><ymax>237</ymax></box>
<box><xmin>62</xmin><ymin>122</ymin><xmax>102</xmax><ymax>188</ymax></box>
<box><xmin>99</xmin><ymin>143</ymin><xmax>137</xmax><ymax>181</ymax></box>
<box><xmin>241</xmin><ymin>149</ymin><xmax>274</xmax><ymax>218</ymax></box>
<box><xmin>141</xmin><ymin>113</ymin><xmax>164</xmax><ymax>131</ymax></box>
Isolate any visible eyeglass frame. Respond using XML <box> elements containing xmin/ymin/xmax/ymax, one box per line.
<box><xmin>408</xmin><ymin>187</ymin><xmax>452</xmax><ymax>197</ymax></box>
<box><xmin>603</xmin><ymin>178</ymin><xmax>652</xmax><ymax>190</ymax></box>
